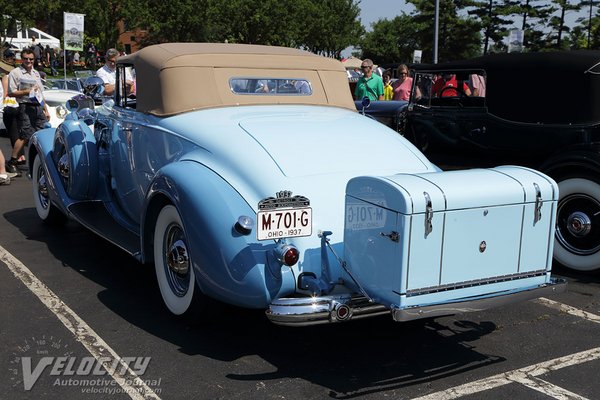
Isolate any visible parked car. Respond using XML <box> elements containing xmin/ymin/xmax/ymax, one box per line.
<box><xmin>358</xmin><ymin>51</ymin><xmax>600</xmax><ymax>272</ymax></box>
<box><xmin>43</xmin><ymin>88</ymin><xmax>80</xmax><ymax>127</ymax></box>
<box><xmin>29</xmin><ymin>43</ymin><xmax>565</xmax><ymax>326</ymax></box>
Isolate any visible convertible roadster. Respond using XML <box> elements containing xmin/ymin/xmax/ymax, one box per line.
<box><xmin>29</xmin><ymin>43</ymin><xmax>565</xmax><ymax>326</ymax></box>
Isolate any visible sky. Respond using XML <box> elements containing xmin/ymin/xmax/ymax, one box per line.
<box><xmin>346</xmin><ymin>0</ymin><xmax>588</xmax><ymax>57</ymax></box>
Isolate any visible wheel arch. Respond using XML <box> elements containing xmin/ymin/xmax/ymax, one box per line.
<box><xmin>539</xmin><ymin>150</ymin><xmax>600</xmax><ymax>181</ymax></box>
<box><xmin>140</xmin><ymin>161</ymin><xmax>295</xmax><ymax>308</ymax></box>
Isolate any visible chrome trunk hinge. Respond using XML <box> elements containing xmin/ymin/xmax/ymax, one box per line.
<box><xmin>533</xmin><ymin>183</ymin><xmax>543</xmax><ymax>225</ymax></box>
<box><xmin>424</xmin><ymin>191</ymin><xmax>433</xmax><ymax>237</ymax></box>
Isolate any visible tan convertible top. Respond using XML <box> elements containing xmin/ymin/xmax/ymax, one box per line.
<box><xmin>118</xmin><ymin>43</ymin><xmax>355</xmax><ymax>116</ymax></box>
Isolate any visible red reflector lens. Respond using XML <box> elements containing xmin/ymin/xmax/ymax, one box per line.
<box><xmin>283</xmin><ymin>247</ymin><xmax>299</xmax><ymax>266</ymax></box>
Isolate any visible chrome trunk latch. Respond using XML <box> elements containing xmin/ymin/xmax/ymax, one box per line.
<box><xmin>534</xmin><ymin>183</ymin><xmax>542</xmax><ymax>225</ymax></box>
<box><xmin>424</xmin><ymin>192</ymin><xmax>433</xmax><ymax>237</ymax></box>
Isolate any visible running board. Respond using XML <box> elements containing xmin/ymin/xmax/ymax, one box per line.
<box><xmin>68</xmin><ymin>201</ymin><xmax>141</xmax><ymax>257</ymax></box>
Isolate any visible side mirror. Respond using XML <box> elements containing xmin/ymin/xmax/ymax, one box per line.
<box><xmin>361</xmin><ymin>96</ymin><xmax>371</xmax><ymax>115</ymax></box>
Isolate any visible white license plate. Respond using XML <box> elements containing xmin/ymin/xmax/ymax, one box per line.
<box><xmin>257</xmin><ymin>207</ymin><xmax>312</xmax><ymax>240</ymax></box>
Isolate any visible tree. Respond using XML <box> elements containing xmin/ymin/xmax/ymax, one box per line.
<box><xmin>407</xmin><ymin>0</ymin><xmax>482</xmax><ymax>62</ymax></box>
<box><xmin>503</xmin><ymin>0</ymin><xmax>557</xmax><ymax>50</ymax></box>
<box><xmin>466</xmin><ymin>0</ymin><xmax>515</xmax><ymax>54</ymax></box>
<box><xmin>360</xmin><ymin>15</ymin><xmax>421</xmax><ymax>64</ymax></box>
<box><xmin>548</xmin><ymin>1</ymin><xmax>581</xmax><ymax>49</ymax></box>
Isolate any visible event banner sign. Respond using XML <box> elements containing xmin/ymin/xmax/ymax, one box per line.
<box><xmin>64</xmin><ymin>12</ymin><xmax>85</xmax><ymax>51</ymax></box>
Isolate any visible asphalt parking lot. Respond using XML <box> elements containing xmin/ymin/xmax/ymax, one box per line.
<box><xmin>1</xmin><ymin>137</ymin><xmax>599</xmax><ymax>399</ymax></box>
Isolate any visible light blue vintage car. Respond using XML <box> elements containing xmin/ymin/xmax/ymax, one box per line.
<box><xmin>29</xmin><ymin>43</ymin><xmax>566</xmax><ymax>326</ymax></box>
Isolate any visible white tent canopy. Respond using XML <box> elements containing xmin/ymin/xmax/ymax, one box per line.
<box><xmin>3</xmin><ymin>24</ymin><xmax>60</xmax><ymax>50</ymax></box>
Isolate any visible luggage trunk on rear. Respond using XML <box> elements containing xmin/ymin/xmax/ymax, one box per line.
<box><xmin>343</xmin><ymin>166</ymin><xmax>558</xmax><ymax>313</ymax></box>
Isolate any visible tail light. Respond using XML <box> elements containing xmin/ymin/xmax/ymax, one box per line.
<box><xmin>274</xmin><ymin>242</ymin><xmax>300</xmax><ymax>266</ymax></box>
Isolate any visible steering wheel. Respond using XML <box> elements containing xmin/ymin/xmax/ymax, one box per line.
<box><xmin>439</xmin><ymin>85</ymin><xmax>468</xmax><ymax>98</ymax></box>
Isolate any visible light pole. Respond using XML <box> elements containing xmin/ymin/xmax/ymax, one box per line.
<box><xmin>434</xmin><ymin>0</ymin><xmax>439</xmax><ymax>63</ymax></box>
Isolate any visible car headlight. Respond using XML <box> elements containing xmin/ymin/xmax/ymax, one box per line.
<box><xmin>56</xmin><ymin>105</ymin><xmax>67</xmax><ymax>119</ymax></box>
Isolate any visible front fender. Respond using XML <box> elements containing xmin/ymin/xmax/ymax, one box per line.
<box><xmin>29</xmin><ymin>128</ymin><xmax>72</xmax><ymax>215</ymax></box>
<box><xmin>141</xmin><ymin>161</ymin><xmax>296</xmax><ymax>309</ymax></box>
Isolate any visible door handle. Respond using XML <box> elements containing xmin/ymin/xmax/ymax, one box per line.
<box><xmin>470</xmin><ymin>126</ymin><xmax>486</xmax><ymax>134</ymax></box>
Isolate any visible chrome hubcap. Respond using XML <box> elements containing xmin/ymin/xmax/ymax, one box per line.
<box><xmin>567</xmin><ymin>211</ymin><xmax>592</xmax><ymax>237</ymax></box>
<box><xmin>556</xmin><ymin>193</ymin><xmax>599</xmax><ymax>256</ymax></box>
<box><xmin>163</xmin><ymin>223</ymin><xmax>190</xmax><ymax>297</ymax></box>
<box><xmin>37</xmin><ymin>165</ymin><xmax>49</xmax><ymax>210</ymax></box>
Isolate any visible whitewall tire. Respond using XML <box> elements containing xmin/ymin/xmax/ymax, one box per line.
<box><xmin>554</xmin><ymin>177</ymin><xmax>600</xmax><ymax>271</ymax></box>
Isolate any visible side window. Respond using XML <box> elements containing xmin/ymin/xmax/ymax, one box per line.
<box><xmin>115</xmin><ymin>65</ymin><xmax>136</xmax><ymax>109</ymax></box>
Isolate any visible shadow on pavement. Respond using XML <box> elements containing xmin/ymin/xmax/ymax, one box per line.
<box><xmin>5</xmin><ymin>206</ymin><xmax>504</xmax><ymax>398</ymax></box>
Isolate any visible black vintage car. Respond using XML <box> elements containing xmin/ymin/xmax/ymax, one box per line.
<box><xmin>357</xmin><ymin>51</ymin><xmax>600</xmax><ymax>272</ymax></box>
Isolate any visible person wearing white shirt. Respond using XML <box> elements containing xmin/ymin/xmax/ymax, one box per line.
<box><xmin>96</xmin><ymin>48</ymin><xmax>133</xmax><ymax>96</ymax></box>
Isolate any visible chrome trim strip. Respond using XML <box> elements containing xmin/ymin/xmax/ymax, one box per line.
<box><xmin>393</xmin><ymin>277</ymin><xmax>567</xmax><ymax>322</ymax></box>
<box><xmin>406</xmin><ymin>269</ymin><xmax>548</xmax><ymax>297</ymax></box>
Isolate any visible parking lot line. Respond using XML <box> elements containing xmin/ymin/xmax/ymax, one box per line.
<box><xmin>511</xmin><ymin>374</ymin><xmax>590</xmax><ymax>400</ymax></box>
<box><xmin>411</xmin><ymin>346</ymin><xmax>600</xmax><ymax>399</ymax></box>
<box><xmin>535</xmin><ymin>297</ymin><xmax>600</xmax><ymax>324</ymax></box>
<box><xmin>0</xmin><ymin>244</ymin><xmax>161</xmax><ymax>400</ymax></box>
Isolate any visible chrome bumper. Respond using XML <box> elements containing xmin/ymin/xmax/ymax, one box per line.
<box><xmin>266</xmin><ymin>294</ymin><xmax>388</xmax><ymax>326</ymax></box>
<box><xmin>392</xmin><ymin>277</ymin><xmax>567</xmax><ymax>322</ymax></box>
<box><xmin>266</xmin><ymin>278</ymin><xmax>567</xmax><ymax>327</ymax></box>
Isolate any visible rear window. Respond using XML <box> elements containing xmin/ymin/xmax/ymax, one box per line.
<box><xmin>230</xmin><ymin>78</ymin><xmax>312</xmax><ymax>95</ymax></box>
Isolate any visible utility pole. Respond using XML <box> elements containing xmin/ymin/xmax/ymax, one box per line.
<box><xmin>434</xmin><ymin>0</ymin><xmax>439</xmax><ymax>63</ymax></box>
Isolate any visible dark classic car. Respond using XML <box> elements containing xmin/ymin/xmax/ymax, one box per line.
<box><xmin>358</xmin><ymin>51</ymin><xmax>600</xmax><ymax>272</ymax></box>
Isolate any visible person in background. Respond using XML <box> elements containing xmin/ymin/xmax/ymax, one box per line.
<box><xmin>354</xmin><ymin>59</ymin><xmax>384</xmax><ymax>101</ymax></box>
<box><xmin>469</xmin><ymin>73</ymin><xmax>486</xmax><ymax>97</ymax></box>
<box><xmin>86</xmin><ymin>42</ymin><xmax>97</xmax><ymax>69</ymax></box>
<box><xmin>382</xmin><ymin>71</ymin><xmax>393</xmax><ymax>100</ymax></box>
<box><xmin>2</xmin><ymin>51</ymin><xmax>23</xmax><ymax>168</ymax></box>
<box><xmin>392</xmin><ymin>64</ymin><xmax>420</xmax><ymax>101</ymax></box>
<box><xmin>0</xmin><ymin>149</ymin><xmax>19</xmax><ymax>185</ymax></box>
<box><xmin>5</xmin><ymin>48</ymin><xmax>50</xmax><ymax>175</ymax></box>
<box><xmin>96</xmin><ymin>48</ymin><xmax>133</xmax><ymax>96</ymax></box>
<box><xmin>432</xmin><ymin>73</ymin><xmax>471</xmax><ymax>97</ymax></box>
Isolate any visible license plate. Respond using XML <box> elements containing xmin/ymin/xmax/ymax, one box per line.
<box><xmin>257</xmin><ymin>207</ymin><xmax>312</xmax><ymax>240</ymax></box>
<box><xmin>345</xmin><ymin>203</ymin><xmax>387</xmax><ymax>230</ymax></box>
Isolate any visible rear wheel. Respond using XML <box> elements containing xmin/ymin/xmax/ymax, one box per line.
<box><xmin>32</xmin><ymin>155</ymin><xmax>66</xmax><ymax>225</ymax></box>
<box><xmin>154</xmin><ymin>205</ymin><xmax>209</xmax><ymax>318</ymax></box>
<box><xmin>554</xmin><ymin>176</ymin><xmax>600</xmax><ymax>271</ymax></box>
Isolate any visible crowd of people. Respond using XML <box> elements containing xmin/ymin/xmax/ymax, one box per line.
<box><xmin>353</xmin><ymin>60</ymin><xmax>485</xmax><ymax>102</ymax></box>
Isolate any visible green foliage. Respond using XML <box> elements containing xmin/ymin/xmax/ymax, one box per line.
<box><xmin>360</xmin><ymin>15</ymin><xmax>422</xmax><ymax>64</ymax></box>
<box><xmin>4</xmin><ymin>0</ymin><xmax>599</xmax><ymax>64</ymax></box>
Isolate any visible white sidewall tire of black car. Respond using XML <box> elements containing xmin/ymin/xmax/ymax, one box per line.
<box><xmin>32</xmin><ymin>155</ymin><xmax>66</xmax><ymax>224</ymax></box>
<box><xmin>154</xmin><ymin>205</ymin><xmax>198</xmax><ymax>316</ymax></box>
<box><xmin>554</xmin><ymin>177</ymin><xmax>600</xmax><ymax>271</ymax></box>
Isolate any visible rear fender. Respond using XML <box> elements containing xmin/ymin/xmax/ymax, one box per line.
<box><xmin>539</xmin><ymin>149</ymin><xmax>600</xmax><ymax>177</ymax></box>
<box><xmin>141</xmin><ymin>161</ymin><xmax>295</xmax><ymax>308</ymax></box>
